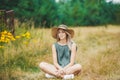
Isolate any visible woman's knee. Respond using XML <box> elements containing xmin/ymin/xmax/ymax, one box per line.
<box><xmin>76</xmin><ymin>64</ymin><xmax>82</xmax><ymax>71</ymax></box>
<box><xmin>39</xmin><ymin>62</ymin><xmax>46</xmax><ymax>69</ymax></box>
<box><xmin>65</xmin><ymin>64</ymin><xmax>82</xmax><ymax>74</ymax></box>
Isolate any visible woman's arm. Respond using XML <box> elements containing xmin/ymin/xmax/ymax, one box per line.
<box><xmin>63</xmin><ymin>43</ymin><xmax>77</xmax><ymax>70</ymax></box>
<box><xmin>52</xmin><ymin>44</ymin><xmax>63</xmax><ymax>70</ymax></box>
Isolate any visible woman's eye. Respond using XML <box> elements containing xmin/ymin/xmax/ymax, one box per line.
<box><xmin>58</xmin><ymin>29</ymin><xmax>65</xmax><ymax>33</ymax></box>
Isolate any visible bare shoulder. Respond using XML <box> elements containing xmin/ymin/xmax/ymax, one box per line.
<box><xmin>52</xmin><ymin>44</ymin><xmax>55</xmax><ymax>47</ymax></box>
<box><xmin>72</xmin><ymin>42</ymin><xmax>77</xmax><ymax>47</ymax></box>
<box><xmin>52</xmin><ymin>44</ymin><xmax>56</xmax><ymax>49</ymax></box>
<box><xmin>71</xmin><ymin>42</ymin><xmax>77</xmax><ymax>49</ymax></box>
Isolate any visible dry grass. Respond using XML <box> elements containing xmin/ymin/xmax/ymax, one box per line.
<box><xmin>0</xmin><ymin>25</ymin><xmax>120</xmax><ymax>80</ymax></box>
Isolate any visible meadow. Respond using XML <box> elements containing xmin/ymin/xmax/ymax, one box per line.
<box><xmin>0</xmin><ymin>25</ymin><xmax>120</xmax><ymax>80</ymax></box>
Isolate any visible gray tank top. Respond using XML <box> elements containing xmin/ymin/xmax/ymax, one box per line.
<box><xmin>55</xmin><ymin>42</ymin><xmax>71</xmax><ymax>67</ymax></box>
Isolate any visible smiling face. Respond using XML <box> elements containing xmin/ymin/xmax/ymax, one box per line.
<box><xmin>57</xmin><ymin>29</ymin><xmax>67</xmax><ymax>40</ymax></box>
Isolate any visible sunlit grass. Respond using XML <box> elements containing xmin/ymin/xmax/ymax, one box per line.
<box><xmin>0</xmin><ymin>25</ymin><xmax>120</xmax><ymax>80</ymax></box>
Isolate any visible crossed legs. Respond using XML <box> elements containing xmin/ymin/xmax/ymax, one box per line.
<box><xmin>39</xmin><ymin>62</ymin><xmax>82</xmax><ymax>78</ymax></box>
<box><xmin>39</xmin><ymin>62</ymin><xmax>58</xmax><ymax>77</ymax></box>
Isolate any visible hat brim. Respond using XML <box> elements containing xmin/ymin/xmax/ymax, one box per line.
<box><xmin>51</xmin><ymin>27</ymin><xmax>74</xmax><ymax>39</ymax></box>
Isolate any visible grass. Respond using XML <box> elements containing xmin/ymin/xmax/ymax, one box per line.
<box><xmin>0</xmin><ymin>25</ymin><xmax>120</xmax><ymax>80</ymax></box>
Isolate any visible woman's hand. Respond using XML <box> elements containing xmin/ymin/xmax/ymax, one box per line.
<box><xmin>55</xmin><ymin>69</ymin><xmax>66</xmax><ymax>78</ymax></box>
<box><xmin>55</xmin><ymin>70</ymin><xmax>61</xmax><ymax>78</ymax></box>
<box><xmin>60</xmin><ymin>69</ymin><xmax>66</xmax><ymax>75</ymax></box>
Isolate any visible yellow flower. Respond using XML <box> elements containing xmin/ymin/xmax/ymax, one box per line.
<box><xmin>1</xmin><ymin>36</ymin><xmax>5</xmax><ymax>40</ymax></box>
<box><xmin>2</xmin><ymin>30</ymin><xmax>7</xmax><ymax>35</ymax></box>
<box><xmin>15</xmin><ymin>36</ymin><xmax>21</xmax><ymax>39</ymax></box>
<box><xmin>21</xmin><ymin>34</ymin><xmax>26</xmax><ymax>37</ymax></box>
<box><xmin>11</xmin><ymin>37</ymin><xmax>16</xmax><ymax>41</ymax></box>
<box><xmin>21</xmin><ymin>32</ymin><xmax>31</xmax><ymax>38</ymax></box>
<box><xmin>25</xmin><ymin>32</ymin><xmax>30</xmax><ymax>36</ymax></box>
<box><xmin>6</xmin><ymin>38</ymin><xmax>10</xmax><ymax>42</ymax></box>
<box><xmin>7</xmin><ymin>35</ymin><xmax>12</xmax><ymax>39</ymax></box>
<box><xmin>25</xmin><ymin>32</ymin><xmax>30</xmax><ymax>38</ymax></box>
<box><xmin>7</xmin><ymin>32</ymin><xmax>12</xmax><ymax>36</ymax></box>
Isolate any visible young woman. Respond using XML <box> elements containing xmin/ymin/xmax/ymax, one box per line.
<box><xmin>39</xmin><ymin>24</ymin><xmax>82</xmax><ymax>79</ymax></box>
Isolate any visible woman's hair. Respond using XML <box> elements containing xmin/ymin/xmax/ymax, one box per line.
<box><xmin>66</xmin><ymin>31</ymin><xmax>74</xmax><ymax>50</ymax></box>
<box><xmin>56</xmin><ymin>29</ymin><xmax>73</xmax><ymax>50</ymax></box>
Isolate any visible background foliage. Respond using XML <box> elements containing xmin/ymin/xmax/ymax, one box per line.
<box><xmin>0</xmin><ymin>0</ymin><xmax>120</xmax><ymax>27</ymax></box>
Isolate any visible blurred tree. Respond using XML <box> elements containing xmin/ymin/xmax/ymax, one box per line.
<box><xmin>0</xmin><ymin>0</ymin><xmax>120</xmax><ymax>27</ymax></box>
<box><xmin>14</xmin><ymin>0</ymin><xmax>58</xmax><ymax>27</ymax></box>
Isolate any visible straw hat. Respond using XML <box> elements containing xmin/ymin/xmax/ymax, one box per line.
<box><xmin>51</xmin><ymin>24</ymin><xmax>74</xmax><ymax>39</ymax></box>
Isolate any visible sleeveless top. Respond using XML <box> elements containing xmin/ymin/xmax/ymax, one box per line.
<box><xmin>54</xmin><ymin>42</ymin><xmax>71</xmax><ymax>68</ymax></box>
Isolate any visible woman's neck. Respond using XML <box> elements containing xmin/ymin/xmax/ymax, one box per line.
<box><xmin>58</xmin><ymin>39</ymin><xmax>67</xmax><ymax>45</ymax></box>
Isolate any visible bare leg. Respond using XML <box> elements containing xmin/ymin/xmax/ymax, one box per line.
<box><xmin>65</xmin><ymin>64</ymin><xmax>82</xmax><ymax>75</ymax></box>
<box><xmin>39</xmin><ymin>62</ymin><xmax>58</xmax><ymax>77</ymax></box>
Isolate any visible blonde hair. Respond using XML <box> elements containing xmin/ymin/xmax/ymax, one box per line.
<box><xmin>66</xmin><ymin>31</ymin><xmax>74</xmax><ymax>50</ymax></box>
